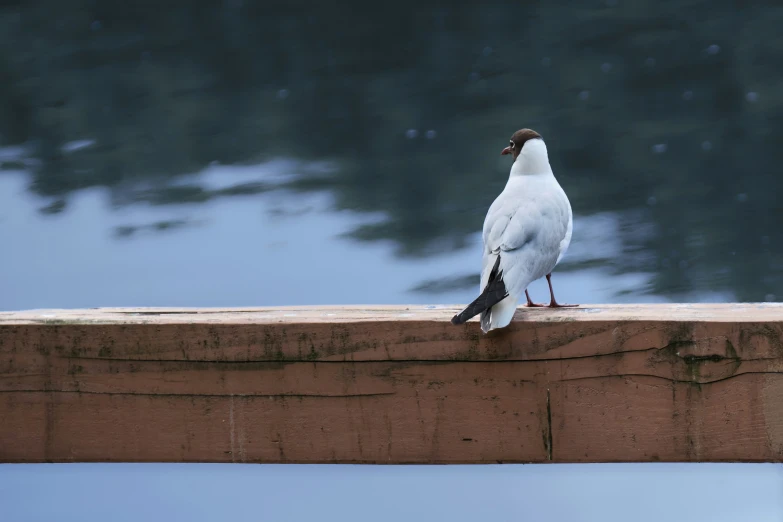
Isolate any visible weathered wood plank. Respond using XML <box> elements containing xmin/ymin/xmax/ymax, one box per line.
<box><xmin>1</xmin><ymin>304</ymin><xmax>783</xmax><ymax>463</ymax></box>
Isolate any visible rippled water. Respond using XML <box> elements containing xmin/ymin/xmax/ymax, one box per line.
<box><xmin>2</xmin><ymin>2</ymin><xmax>783</xmax><ymax>307</ymax></box>
<box><xmin>1</xmin><ymin>154</ymin><xmax>679</xmax><ymax>310</ymax></box>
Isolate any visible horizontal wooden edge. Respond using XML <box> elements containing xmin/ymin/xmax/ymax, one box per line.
<box><xmin>4</xmin><ymin>458</ymin><xmax>777</xmax><ymax>465</ymax></box>
<box><xmin>3</xmin><ymin>303</ymin><xmax>783</xmax><ymax>464</ymax></box>
<box><xmin>2</xmin><ymin>303</ymin><xmax>783</xmax><ymax>325</ymax></box>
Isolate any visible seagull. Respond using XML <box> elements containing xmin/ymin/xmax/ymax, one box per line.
<box><xmin>451</xmin><ymin>128</ymin><xmax>576</xmax><ymax>333</ymax></box>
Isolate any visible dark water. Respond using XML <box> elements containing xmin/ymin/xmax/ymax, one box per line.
<box><xmin>2</xmin><ymin>1</ymin><xmax>782</xmax><ymax>310</ymax></box>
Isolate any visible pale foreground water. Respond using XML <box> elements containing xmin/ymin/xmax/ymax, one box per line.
<box><xmin>1</xmin><ymin>463</ymin><xmax>782</xmax><ymax>521</ymax></box>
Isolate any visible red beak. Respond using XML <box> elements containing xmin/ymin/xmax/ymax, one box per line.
<box><xmin>501</xmin><ymin>146</ymin><xmax>512</xmax><ymax>155</ymax></box>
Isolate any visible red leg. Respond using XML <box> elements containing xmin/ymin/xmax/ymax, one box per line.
<box><xmin>546</xmin><ymin>273</ymin><xmax>578</xmax><ymax>308</ymax></box>
<box><xmin>524</xmin><ymin>289</ymin><xmax>545</xmax><ymax>307</ymax></box>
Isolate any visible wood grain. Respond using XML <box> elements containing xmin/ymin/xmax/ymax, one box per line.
<box><xmin>1</xmin><ymin>304</ymin><xmax>783</xmax><ymax>463</ymax></box>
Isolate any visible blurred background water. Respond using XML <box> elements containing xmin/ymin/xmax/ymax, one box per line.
<box><xmin>2</xmin><ymin>1</ymin><xmax>782</xmax><ymax>310</ymax></box>
<box><xmin>2</xmin><ymin>1</ymin><xmax>783</xmax><ymax>520</ymax></box>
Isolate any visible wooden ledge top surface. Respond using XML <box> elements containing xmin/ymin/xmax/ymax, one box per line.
<box><xmin>2</xmin><ymin>303</ymin><xmax>783</xmax><ymax>325</ymax></box>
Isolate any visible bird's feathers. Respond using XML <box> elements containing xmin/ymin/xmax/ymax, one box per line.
<box><xmin>450</xmin><ymin>255</ymin><xmax>508</xmax><ymax>326</ymax></box>
<box><xmin>481</xmin><ymin>175</ymin><xmax>571</xmax><ymax>300</ymax></box>
<box><xmin>452</xmin><ymin>133</ymin><xmax>572</xmax><ymax>333</ymax></box>
<box><xmin>480</xmin><ymin>295</ymin><xmax>517</xmax><ymax>333</ymax></box>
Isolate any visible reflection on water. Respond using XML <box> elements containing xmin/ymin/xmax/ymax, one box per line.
<box><xmin>1</xmin><ymin>2</ymin><xmax>783</xmax><ymax>308</ymax></box>
<box><xmin>0</xmin><ymin>160</ymin><xmax>677</xmax><ymax>310</ymax></box>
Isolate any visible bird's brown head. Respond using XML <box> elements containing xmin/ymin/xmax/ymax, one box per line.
<box><xmin>501</xmin><ymin>128</ymin><xmax>542</xmax><ymax>160</ymax></box>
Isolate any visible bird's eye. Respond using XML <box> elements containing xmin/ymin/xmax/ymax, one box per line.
<box><xmin>509</xmin><ymin>141</ymin><xmax>515</xmax><ymax>148</ymax></box>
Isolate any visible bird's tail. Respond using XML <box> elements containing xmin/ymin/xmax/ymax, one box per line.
<box><xmin>451</xmin><ymin>256</ymin><xmax>509</xmax><ymax>326</ymax></box>
<box><xmin>480</xmin><ymin>296</ymin><xmax>517</xmax><ymax>333</ymax></box>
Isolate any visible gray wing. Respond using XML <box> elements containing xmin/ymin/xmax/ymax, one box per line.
<box><xmin>480</xmin><ymin>190</ymin><xmax>570</xmax><ymax>296</ymax></box>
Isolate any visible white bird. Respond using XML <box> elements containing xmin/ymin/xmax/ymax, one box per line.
<box><xmin>451</xmin><ymin>128</ymin><xmax>577</xmax><ymax>333</ymax></box>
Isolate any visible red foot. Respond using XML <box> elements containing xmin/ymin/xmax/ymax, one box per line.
<box><xmin>548</xmin><ymin>302</ymin><xmax>579</xmax><ymax>308</ymax></box>
<box><xmin>544</xmin><ymin>274</ymin><xmax>578</xmax><ymax>308</ymax></box>
<box><xmin>524</xmin><ymin>290</ymin><xmax>545</xmax><ymax>307</ymax></box>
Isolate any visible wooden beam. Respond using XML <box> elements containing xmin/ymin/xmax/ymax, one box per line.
<box><xmin>1</xmin><ymin>304</ymin><xmax>783</xmax><ymax>464</ymax></box>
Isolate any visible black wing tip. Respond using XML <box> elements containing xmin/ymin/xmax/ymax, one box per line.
<box><xmin>451</xmin><ymin>255</ymin><xmax>506</xmax><ymax>327</ymax></box>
